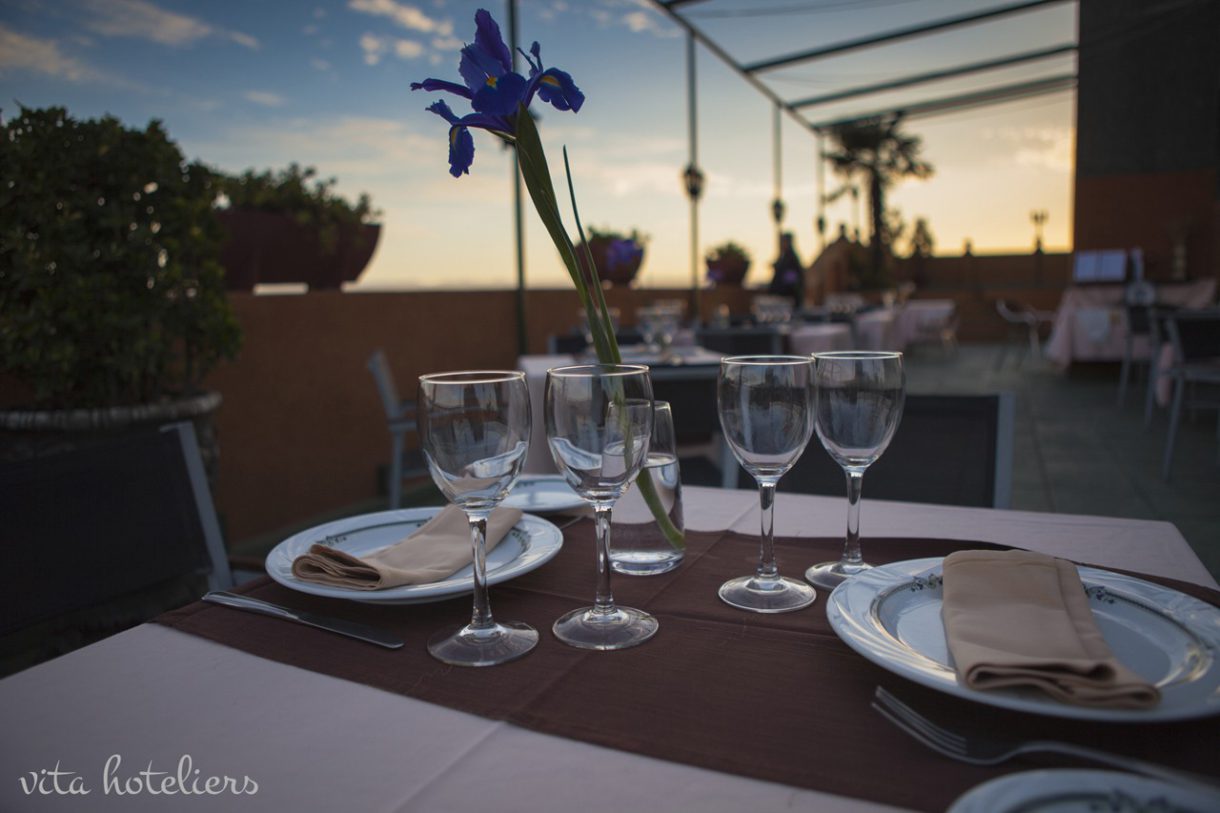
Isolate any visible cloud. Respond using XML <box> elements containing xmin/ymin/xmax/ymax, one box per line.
<box><xmin>79</xmin><ymin>0</ymin><xmax>259</xmax><ymax>49</ymax></box>
<box><xmin>431</xmin><ymin>35</ymin><xmax>461</xmax><ymax>51</ymax></box>
<box><xmin>244</xmin><ymin>90</ymin><xmax>286</xmax><ymax>107</ymax></box>
<box><xmin>360</xmin><ymin>33</ymin><xmax>428</xmax><ymax>64</ymax></box>
<box><xmin>360</xmin><ymin>33</ymin><xmax>385</xmax><ymax>65</ymax></box>
<box><xmin>984</xmin><ymin>126</ymin><xmax>1073</xmax><ymax>173</ymax></box>
<box><xmin>311</xmin><ymin>58</ymin><xmax>331</xmax><ymax>71</ymax></box>
<box><xmin>347</xmin><ymin>0</ymin><xmax>453</xmax><ymax>36</ymax></box>
<box><xmin>0</xmin><ymin>24</ymin><xmax>92</xmax><ymax>81</ymax></box>
<box><xmin>394</xmin><ymin>39</ymin><xmax>424</xmax><ymax>58</ymax></box>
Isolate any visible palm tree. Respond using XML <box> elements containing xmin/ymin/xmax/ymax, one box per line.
<box><xmin>824</xmin><ymin>114</ymin><xmax>933</xmax><ymax>285</ymax></box>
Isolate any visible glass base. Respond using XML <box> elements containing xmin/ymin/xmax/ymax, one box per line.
<box><xmin>805</xmin><ymin>560</ymin><xmax>873</xmax><ymax>592</ymax></box>
<box><xmin>610</xmin><ymin>550</ymin><xmax>684</xmax><ymax>576</ymax></box>
<box><xmin>427</xmin><ymin>621</ymin><xmax>538</xmax><ymax>667</ymax></box>
<box><xmin>552</xmin><ymin>606</ymin><xmax>658</xmax><ymax>650</ymax></box>
<box><xmin>718</xmin><ymin>575</ymin><xmax>816</xmax><ymax>613</ymax></box>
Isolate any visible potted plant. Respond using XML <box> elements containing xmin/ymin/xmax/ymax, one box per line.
<box><xmin>216</xmin><ymin>164</ymin><xmax>381</xmax><ymax>290</ymax></box>
<box><xmin>576</xmin><ymin>226</ymin><xmax>647</xmax><ymax>287</ymax></box>
<box><xmin>0</xmin><ymin>105</ymin><xmax>241</xmax><ymax>476</ymax></box>
<box><xmin>705</xmin><ymin>241</ymin><xmax>751</xmax><ymax>286</ymax></box>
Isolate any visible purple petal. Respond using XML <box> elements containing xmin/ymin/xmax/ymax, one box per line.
<box><xmin>448</xmin><ymin>125</ymin><xmax>475</xmax><ymax>177</ymax></box>
<box><xmin>531</xmin><ymin>67</ymin><xmax>584</xmax><ymax>113</ymax></box>
<box><xmin>474</xmin><ymin>9</ymin><xmax>513</xmax><ymax>74</ymax></box>
<box><xmin>472</xmin><ymin>71</ymin><xmax>527</xmax><ymax>116</ymax></box>
<box><xmin>411</xmin><ymin>78</ymin><xmax>473</xmax><ymax>100</ymax></box>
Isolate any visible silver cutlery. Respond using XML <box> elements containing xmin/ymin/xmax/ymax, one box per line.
<box><xmin>872</xmin><ymin>686</ymin><xmax>1220</xmax><ymax>794</ymax></box>
<box><xmin>203</xmin><ymin>591</ymin><xmax>404</xmax><ymax>649</ymax></box>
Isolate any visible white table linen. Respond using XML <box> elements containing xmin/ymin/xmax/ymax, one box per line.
<box><xmin>1</xmin><ymin>487</ymin><xmax>1213</xmax><ymax>813</ymax></box>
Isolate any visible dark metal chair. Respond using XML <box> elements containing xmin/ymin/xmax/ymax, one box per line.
<box><xmin>1160</xmin><ymin>310</ymin><xmax>1220</xmax><ymax>481</ymax></box>
<box><xmin>367</xmin><ymin>349</ymin><xmax>430</xmax><ymax>508</ymax></box>
<box><xmin>995</xmin><ymin>299</ymin><xmax>1054</xmax><ymax>369</ymax></box>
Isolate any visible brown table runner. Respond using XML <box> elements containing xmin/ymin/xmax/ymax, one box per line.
<box><xmin>157</xmin><ymin>527</ymin><xmax>1220</xmax><ymax>812</ymax></box>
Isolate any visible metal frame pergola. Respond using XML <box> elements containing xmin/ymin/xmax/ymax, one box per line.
<box><xmin>508</xmin><ymin>0</ymin><xmax>1078</xmax><ymax>351</ymax></box>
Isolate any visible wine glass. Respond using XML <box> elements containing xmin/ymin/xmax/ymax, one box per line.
<box><xmin>805</xmin><ymin>351</ymin><xmax>905</xmax><ymax>591</ymax></box>
<box><xmin>417</xmin><ymin>370</ymin><xmax>536</xmax><ymax>667</ymax></box>
<box><xmin>545</xmin><ymin>364</ymin><xmax>657</xmax><ymax>649</ymax></box>
<box><xmin>716</xmin><ymin>355</ymin><xmax>818</xmax><ymax>613</ymax></box>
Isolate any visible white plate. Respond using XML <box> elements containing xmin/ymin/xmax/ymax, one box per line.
<box><xmin>265</xmin><ymin>508</ymin><xmax>563</xmax><ymax>605</ymax></box>
<box><xmin>948</xmin><ymin>769</ymin><xmax>1220</xmax><ymax>813</ymax></box>
<box><xmin>827</xmin><ymin>557</ymin><xmax>1220</xmax><ymax>722</ymax></box>
<box><xmin>501</xmin><ymin>475</ymin><xmax>586</xmax><ymax>514</ymax></box>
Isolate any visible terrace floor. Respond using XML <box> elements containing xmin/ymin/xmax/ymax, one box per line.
<box><xmin>231</xmin><ymin>342</ymin><xmax>1220</xmax><ymax>582</ymax></box>
<box><xmin>903</xmin><ymin>342</ymin><xmax>1219</xmax><ymax>580</ymax></box>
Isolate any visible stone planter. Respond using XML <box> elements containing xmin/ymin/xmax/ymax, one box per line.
<box><xmin>217</xmin><ymin>209</ymin><xmax>380</xmax><ymax>291</ymax></box>
<box><xmin>0</xmin><ymin>391</ymin><xmax>223</xmax><ymax>490</ymax></box>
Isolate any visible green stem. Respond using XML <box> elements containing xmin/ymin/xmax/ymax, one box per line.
<box><xmin>515</xmin><ymin>107</ymin><xmax>682</xmax><ymax>550</ymax></box>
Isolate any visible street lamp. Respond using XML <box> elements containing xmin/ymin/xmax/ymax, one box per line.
<box><xmin>1030</xmin><ymin>210</ymin><xmax>1048</xmax><ymax>252</ymax></box>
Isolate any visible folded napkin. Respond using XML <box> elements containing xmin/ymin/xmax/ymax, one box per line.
<box><xmin>291</xmin><ymin>505</ymin><xmax>522</xmax><ymax>590</ymax></box>
<box><xmin>941</xmin><ymin>549</ymin><xmax>1160</xmax><ymax>709</ymax></box>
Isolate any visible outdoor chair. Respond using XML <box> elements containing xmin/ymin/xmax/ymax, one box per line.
<box><xmin>905</xmin><ymin>301</ymin><xmax>959</xmax><ymax>355</ymax></box>
<box><xmin>0</xmin><ymin>422</ymin><xmax>232</xmax><ymax>671</ymax></box>
<box><xmin>995</xmin><ymin>299</ymin><xmax>1054</xmax><ymax>369</ymax></box>
<box><xmin>1115</xmin><ymin>279</ymin><xmax>1160</xmax><ymax>408</ymax></box>
<box><xmin>546</xmin><ymin>329</ymin><xmax>644</xmax><ymax>355</ymax></box>
<box><xmin>724</xmin><ymin>393</ymin><xmax>1015</xmax><ymax>509</ymax></box>
<box><xmin>1160</xmin><ymin>310</ymin><xmax>1220</xmax><ymax>481</ymax></box>
<box><xmin>367</xmin><ymin>349</ymin><xmax>429</xmax><ymax>508</ymax></box>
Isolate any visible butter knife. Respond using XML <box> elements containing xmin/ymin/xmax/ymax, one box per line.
<box><xmin>203</xmin><ymin>591</ymin><xmax>404</xmax><ymax>649</ymax></box>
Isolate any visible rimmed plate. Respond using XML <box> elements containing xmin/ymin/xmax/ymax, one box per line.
<box><xmin>827</xmin><ymin>557</ymin><xmax>1220</xmax><ymax>722</ymax></box>
<box><xmin>947</xmin><ymin>769</ymin><xmax>1220</xmax><ymax>813</ymax></box>
<box><xmin>501</xmin><ymin>474</ymin><xmax>585</xmax><ymax>514</ymax></box>
<box><xmin>266</xmin><ymin>508</ymin><xmax>563</xmax><ymax>605</ymax></box>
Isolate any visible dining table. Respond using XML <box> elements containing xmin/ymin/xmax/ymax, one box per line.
<box><xmin>2</xmin><ymin>486</ymin><xmax>1216</xmax><ymax>813</ymax></box>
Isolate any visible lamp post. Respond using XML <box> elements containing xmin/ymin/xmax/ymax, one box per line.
<box><xmin>1030</xmin><ymin>209</ymin><xmax>1048</xmax><ymax>253</ymax></box>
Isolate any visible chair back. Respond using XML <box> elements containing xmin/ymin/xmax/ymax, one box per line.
<box><xmin>996</xmin><ymin>299</ymin><xmax>1031</xmax><ymax>325</ymax></box>
<box><xmin>0</xmin><ymin>422</ymin><xmax>232</xmax><ymax>638</ymax></box>
<box><xmin>367</xmin><ymin>349</ymin><xmax>404</xmax><ymax>420</ymax></box>
<box><xmin>772</xmin><ymin>393</ymin><xmax>1015</xmax><ymax>509</ymax></box>
<box><xmin>1167</xmin><ymin>309</ymin><xmax>1220</xmax><ymax>364</ymax></box>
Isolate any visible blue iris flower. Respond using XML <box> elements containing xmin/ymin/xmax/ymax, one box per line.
<box><xmin>411</xmin><ymin>8</ymin><xmax>585</xmax><ymax>177</ymax></box>
<box><xmin>605</xmin><ymin>239</ymin><xmax>644</xmax><ymax>274</ymax></box>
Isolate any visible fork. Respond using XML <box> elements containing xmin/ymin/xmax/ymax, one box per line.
<box><xmin>872</xmin><ymin>686</ymin><xmax>1220</xmax><ymax>794</ymax></box>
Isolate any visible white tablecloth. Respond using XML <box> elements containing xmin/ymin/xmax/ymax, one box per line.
<box><xmin>1</xmin><ymin>488</ymin><xmax>1213</xmax><ymax>813</ymax></box>
<box><xmin>1045</xmin><ymin>280</ymin><xmax>1216</xmax><ymax>366</ymax></box>
<box><xmin>788</xmin><ymin>323</ymin><xmax>852</xmax><ymax>355</ymax></box>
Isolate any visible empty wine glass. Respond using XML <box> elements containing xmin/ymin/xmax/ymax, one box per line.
<box><xmin>418</xmin><ymin>370</ymin><xmax>536</xmax><ymax>667</ymax></box>
<box><xmin>805</xmin><ymin>351</ymin><xmax>905</xmax><ymax>591</ymax></box>
<box><xmin>545</xmin><ymin>364</ymin><xmax>657</xmax><ymax>649</ymax></box>
<box><xmin>717</xmin><ymin>355</ymin><xmax>818</xmax><ymax>613</ymax></box>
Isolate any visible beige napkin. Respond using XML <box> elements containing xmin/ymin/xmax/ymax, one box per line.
<box><xmin>291</xmin><ymin>505</ymin><xmax>522</xmax><ymax>590</ymax></box>
<box><xmin>941</xmin><ymin>549</ymin><xmax>1160</xmax><ymax>709</ymax></box>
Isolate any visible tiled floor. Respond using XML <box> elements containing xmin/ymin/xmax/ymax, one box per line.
<box><xmin>903</xmin><ymin>342</ymin><xmax>1219</xmax><ymax>579</ymax></box>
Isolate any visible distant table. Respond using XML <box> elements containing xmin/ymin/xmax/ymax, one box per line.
<box><xmin>788</xmin><ymin>323</ymin><xmax>852</xmax><ymax>355</ymax></box>
<box><xmin>1045</xmin><ymin>280</ymin><xmax>1216</xmax><ymax>366</ymax></box>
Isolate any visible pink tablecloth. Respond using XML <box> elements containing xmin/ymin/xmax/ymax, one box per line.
<box><xmin>1045</xmin><ymin>280</ymin><xmax>1216</xmax><ymax>366</ymax></box>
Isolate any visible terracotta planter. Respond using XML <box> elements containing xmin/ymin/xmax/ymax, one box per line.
<box><xmin>577</xmin><ymin>236</ymin><xmax>645</xmax><ymax>287</ymax></box>
<box><xmin>706</xmin><ymin>258</ymin><xmax>750</xmax><ymax>287</ymax></box>
<box><xmin>217</xmin><ymin>209</ymin><xmax>380</xmax><ymax>291</ymax></box>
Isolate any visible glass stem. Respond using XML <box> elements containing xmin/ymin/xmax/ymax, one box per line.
<box><xmin>593</xmin><ymin>505</ymin><xmax>617</xmax><ymax>615</ymax></box>
<box><xmin>843</xmin><ymin>470</ymin><xmax>865</xmax><ymax>566</ymax></box>
<box><xmin>468</xmin><ymin>514</ymin><xmax>495</xmax><ymax>631</ymax></box>
<box><xmin>756</xmin><ymin>481</ymin><xmax>779</xmax><ymax>580</ymax></box>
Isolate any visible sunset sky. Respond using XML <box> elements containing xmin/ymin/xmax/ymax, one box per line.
<box><xmin>1</xmin><ymin>0</ymin><xmax>1078</xmax><ymax>290</ymax></box>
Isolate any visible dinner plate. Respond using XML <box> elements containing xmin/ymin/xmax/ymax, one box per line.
<box><xmin>947</xmin><ymin>769</ymin><xmax>1220</xmax><ymax>813</ymax></box>
<box><xmin>827</xmin><ymin>557</ymin><xmax>1220</xmax><ymax>722</ymax></box>
<box><xmin>265</xmin><ymin>508</ymin><xmax>563</xmax><ymax>605</ymax></box>
<box><xmin>501</xmin><ymin>474</ymin><xmax>586</xmax><ymax>514</ymax></box>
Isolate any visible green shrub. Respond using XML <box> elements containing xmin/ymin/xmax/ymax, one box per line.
<box><xmin>0</xmin><ymin>106</ymin><xmax>242</xmax><ymax>408</ymax></box>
